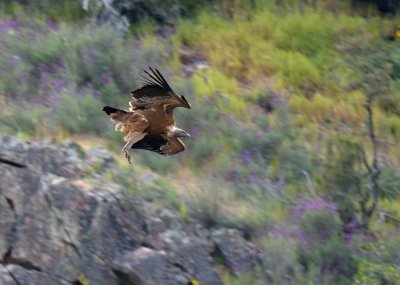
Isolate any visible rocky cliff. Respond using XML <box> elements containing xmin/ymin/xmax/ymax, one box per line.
<box><xmin>0</xmin><ymin>136</ymin><xmax>258</xmax><ymax>285</ymax></box>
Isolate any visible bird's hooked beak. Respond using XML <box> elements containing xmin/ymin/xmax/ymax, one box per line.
<box><xmin>174</xmin><ymin>129</ymin><xmax>191</xmax><ymax>138</ymax></box>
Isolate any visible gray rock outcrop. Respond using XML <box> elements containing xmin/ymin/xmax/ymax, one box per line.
<box><xmin>212</xmin><ymin>229</ymin><xmax>258</xmax><ymax>275</ymax></box>
<box><xmin>0</xmin><ymin>135</ymin><xmax>261</xmax><ymax>284</ymax></box>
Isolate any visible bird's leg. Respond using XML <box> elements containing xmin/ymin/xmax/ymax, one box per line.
<box><xmin>122</xmin><ymin>132</ymin><xmax>147</xmax><ymax>164</ymax></box>
<box><xmin>122</xmin><ymin>145</ymin><xmax>132</xmax><ymax>164</ymax></box>
<box><xmin>121</xmin><ymin>142</ymin><xmax>134</xmax><ymax>164</ymax></box>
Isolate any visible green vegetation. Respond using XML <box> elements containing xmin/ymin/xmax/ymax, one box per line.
<box><xmin>0</xmin><ymin>1</ymin><xmax>399</xmax><ymax>284</ymax></box>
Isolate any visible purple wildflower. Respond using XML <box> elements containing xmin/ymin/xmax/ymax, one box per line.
<box><xmin>250</xmin><ymin>145</ymin><xmax>258</xmax><ymax>152</ymax></box>
<box><xmin>46</xmin><ymin>94</ymin><xmax>61</xmax><ymax>114</ymax></box>
<box><xmin>18</xmin><ymin>72</ymin><xmax>28</xmax><ymax>83</ymax></box>
<box><xmin>343</xmin><ymin>219</ymin><xmax>358</xmax><ymax>242</ymax></box>
<box><xmin>47</xmin><ymin>20</ymin><xmax>59</xmax><ymax>31</ymax></box>
<box><xmin>241</xmin><ymin>150</ymin><xmax>251</xmax><ymax>164</ymax></box>
<box><xmin>48</xmin><ymin>94</ymin><xmax>60</xmax><ymax>104</ymax></box>
<box><xmin>269</xmin><ymin>197</ymin><xmax>341</xmax><ymax>244</ymax></box>
<box><xmin>268</xmin><ymin>91</ymin><xmax>285</xmax><ymax>108</ymax></box>
<box><xmin>53</xmin><ymin>80</ymin><xmax>66</xmax><ymax>92</ymax></box>
<box><xmin>249</xmin><ymin>174</ymin><xmax>256</xmax><ymax>184</ymax></box>
<box><xmin>294</xmin><ymin>196</ymin><xmax>338</xmax><ymax>223</ymax></box>
<box><xmin>100</xmin><ymin>72</ymin><xmax>112</xmax><ymax>85</ymax></box>
<box><xmin>92</xmin><ymin>90</ymin><xmax>99</xmax><ymax>98</ymax></box>
<box><xmin>269</xmin><ymin>226</ymin><xmax>307</xmax><ymax>243</ymax></box>
<box><xmin>0</xmin><ymin>18</ymin><xmax>20</xmax><ymax>34</ymax></box>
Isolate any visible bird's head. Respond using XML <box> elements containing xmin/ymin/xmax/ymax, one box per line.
<box><xmin>172</xmin><ymin>128</ymin><xmax>191</xmax><ymax>138</ymax></box>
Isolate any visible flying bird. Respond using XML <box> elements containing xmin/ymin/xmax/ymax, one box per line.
<box><xmin>103</xmin><ymin>67</ymin><xmax>191</xmax><ymax>163</ymax></box>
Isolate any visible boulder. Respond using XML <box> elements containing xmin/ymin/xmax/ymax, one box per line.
<box><xmin>0</xmin><ymin>265</ymin><xmax>17</xmax><ymax>285</ymax></box>
<box><xmin>212</xmin><ymin>229</ymin><xmax>258</xmax><ymax>275</ymax></box>
<box><xmin>85</xmin><ymin>147</ymin><xmax>116</xmax><ymax>177</ymax></box>
<box><xmin>112</xmin><ymin>247</ymin><xmax>188</xmax><ymax>285</ymax></box>
<box><xmin>0</xmin><ymin>264</ymin><xmax>70</xmax><ymax>285</ymax></box>
<box><xmin>0</xmin><ymin>135</ymin><xmax>228</xmax><ymax>285</ymax></box>
<box><xmin>0</xmin><ymin>136</ymin><xmax>84</xmax><ymax>178</ymax></box>
<box><xmin>0</xmin><ymin>137</ymin><xmax>145</xmax><ymax>284</ymax></box>
<box><xmin>0</xmin><ymin>163</ymin><xmax>41</xmax><ymax>258</ymax></box>
<box><xmin>143</xmin><ymin>216</ymin><xmax>166</xmax><ymax>249</ymax></box>
<box><xmin>172</xmin><ymin>240</ymin><xmax>224</xmax><ymax>285</ymax></box>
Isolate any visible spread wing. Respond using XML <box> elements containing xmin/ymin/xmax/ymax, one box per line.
<box><xmin>131</xmin><ymin>134</ymin><xmax>169</xmax><ymax>155</ymax></box>
<box><xmin>131</xmin><ymin>134</ymin><xmax>186</xmax><ymax>156</ymax></box>
<box><xmin>130</xmin><ymin>67</ymin><xmax>191</xmax><ymax>111</ymax></box>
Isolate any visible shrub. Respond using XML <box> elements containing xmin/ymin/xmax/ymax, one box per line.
<box><xmin>190</xmin><ymin>136</ymin><xmax>224</xmax><ymax>166</ymax></box>
<box><xmin>298</xmin><ymin>235</ymin><xmax>357</xmax><ymax>284</ymax></box>
<box><xmin>299</xmin><ymin>209</ymin><xmax>342</xmax><ymax>241</ymax></box>
<box><xmin>137</xmin><ymin>151</ymin><xmax>180</xmax><ymax>174</ymax></box>
<box><xmin>297</xmin><ymin>206</ymin><xmax>357</xmax><ymax>284</ymax></box>
<box><xmin>183</xmin><ymin>179</ymin><xmax>229</xmax><ymax>228</ymax></box>
<box><xmin>289</xmin><ymin>94</ymin><xmax>335</xmax><ymax>124</ymax></box>
<box><xmin>226</xmin><ymin>194</ymin><xmax>284</xmax><ymax>236</ymax></box>
<box><xmin>261</xmin><ymin>237</ymin><xmax>300</xmax><ymax>284</ymax></box>
<box><xmin>0</xmin><ymin>102</ymin><xmax>46</xmax><ymax>137</ymax></box>
<box><xmin>222</xmin><ymin>271</ymin><xmax>258</xmax><ymax>285</ymax></box>
<box><xmin>52</xmin><ymin>92</ymin><xmax>106</xmax><ymax>135</ymax></box>
<box><xmin>273</xmin><ymin>12</ymin><xmax>339</xmax><ymax>64</ymax></box>
<box><xmin>353</xmin><ymin>259</ymin><xmax>400</xmax><ymax>285</ymax></box>
<box><xmin>322</xmin><ymin>136</ymin><xmax>364</xmax><ymax>222</ymax></box>
<box><xmin>0</xmin><ymin>16</ymin><xmax>167</xmax><ymax>139</ymax></box>
<box><xmin>2</xmin><ymin>1</ymin><xmax>90</xmax><ymax>22</ymax></box>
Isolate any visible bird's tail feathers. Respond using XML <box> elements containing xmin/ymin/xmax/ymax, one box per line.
<box><xmin>102</xmin><ymin>106</ymin><xmax>128</xmax><ymax>122</ymax></box>
<box><xmin>103</xmin><ymin>106</ymin><xmax>126</xmax><ymax>116</ymax></box>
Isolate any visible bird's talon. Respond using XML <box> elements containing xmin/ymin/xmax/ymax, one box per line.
<box><xmin>121</xmin><ymin>147</ymin><xmax>132</xmax><ymax>164</ymax></box>
<box><xmin>125</xmin><ymin>152</ymin><xmax>132</xmax><ymax>164</ymax></box>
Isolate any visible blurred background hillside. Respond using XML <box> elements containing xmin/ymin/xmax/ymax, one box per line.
<box><xmin>0</xmin><ymin>0</ymin><xmax>400</xmax><ymax>284</ymax></box>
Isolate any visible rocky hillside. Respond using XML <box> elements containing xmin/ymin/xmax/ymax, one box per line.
<box><xmin>0</xmin><ymin>136</ymin><xmax>258</xmax><ymax>285</ymax></box>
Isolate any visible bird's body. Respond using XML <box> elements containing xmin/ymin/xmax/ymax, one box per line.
<box><xmin>135</xmin><ymin>106</ymin><xmax>176</xmax><ymax>135</ymax></box>
<box><xmin>103</xmin><ymin>67</ymin><xmax>191</xmax><ymax>163</ymax></box>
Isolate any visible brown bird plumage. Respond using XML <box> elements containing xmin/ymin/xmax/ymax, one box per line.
<box><xmin>103</xmin><ymin>67</ymin><xmax>191</xmax><ymax>163</ymax></box>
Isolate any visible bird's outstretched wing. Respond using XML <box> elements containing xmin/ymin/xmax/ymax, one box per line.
<box><xmin>131</xmin><ymin>134</ymin><xmax>168</xmax><ymax>155</ymax></box>
<box><xmin>131</xmin><ymin>134</ymin><xmax>185</xmax><ymax>156</ymax></box>
<box><xmin>130</xmin><ymin>67</ymin><xmax>191</xmax><ymax>111</ymax></box>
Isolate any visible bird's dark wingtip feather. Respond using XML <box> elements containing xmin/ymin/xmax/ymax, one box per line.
<box><xmin>143</xmin><ymin>69</ymin><xmax>164</xmax><ymax>88</ymax></box>
<box><xmin>140</xmin><ymin>67</ymin><xmax>172</xmax><ymax>91</ymax></box>
<box><xmin>154</xmin><ymin>67</ymin><xmax>172</xmax><ymax>90</ymax></box>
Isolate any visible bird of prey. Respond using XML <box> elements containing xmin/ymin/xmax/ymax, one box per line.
<box><xmin>103</xmin><ymin>67</ymin><xmax>191</xmax><ymax>163</ymax></box>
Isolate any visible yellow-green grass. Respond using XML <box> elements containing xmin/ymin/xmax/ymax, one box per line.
<box><xmin>173</xmin><ymin>4</ymin><xmax>400</xmax><ymax>169</ymax></box>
